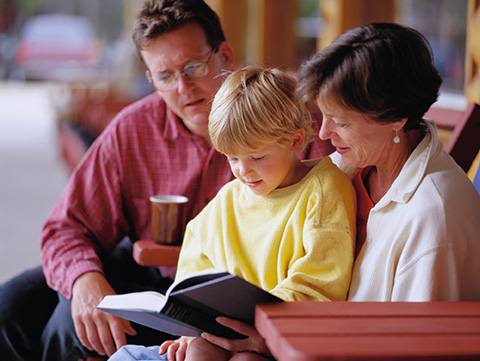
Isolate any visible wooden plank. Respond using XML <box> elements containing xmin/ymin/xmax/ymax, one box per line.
<box><xmin>132</xmin><ymin>240</ymin><xmax>181</xmax><ymax>266</ymax></box>
<box><xmin>256</xmin><ymin>301</ymin><xmax>480</xmax><ymax>318</ymax></box>
<box><xmin>283</xmin><ymin>335</ymin><xmax>480</xmax><ymax>360</ymax></box>
<box><xmin>444</xmin><ymin>103</ymin><xmax>480</xmax><ymax>171</ymax></box>
<box><xmin>424</xmin><ymin>106</ymin><xmax>464</xmax><ymax>130</ymax></box>
<box><xmin>266</xmin><ymin>316</ymin><xmax>480</xmax><ymax>336</ymax></box>
<box><xmin>256</xmin><ymin>302</ymin><xmax>480</xmax><ymax>361</ymax></box>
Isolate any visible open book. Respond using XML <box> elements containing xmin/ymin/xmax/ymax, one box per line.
<box><xmin>96</xmin><ymin>269</ymin><xmax>283</xmax><ymax>339</ymax></box>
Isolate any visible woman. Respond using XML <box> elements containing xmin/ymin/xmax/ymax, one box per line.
<box><xmin>297</xmin><ymin>22</ymin><xmax>480</xmax><ymax>301</ymax></box>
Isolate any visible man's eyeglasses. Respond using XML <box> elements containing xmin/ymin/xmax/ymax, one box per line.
<box><xmin>147</xmin><ymin>47</ymin><xmax>217</xmax><ymax>91</ymax></box>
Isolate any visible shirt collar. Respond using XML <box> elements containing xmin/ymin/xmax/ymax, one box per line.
<box><xmin>376</xmin><ymin>119</ymin><xmax>437</xmax><ymax>207</ymax></box>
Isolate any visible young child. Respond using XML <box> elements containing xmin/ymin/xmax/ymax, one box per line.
<box><xmin>109</xmin><ymin>66</ymin><xmax>356</xmax><ymax>361</ymax></box>
<box><xmin>159</xmin><ymin>66</ymin><xmax>356</xmax><ymax>361</ymax></box>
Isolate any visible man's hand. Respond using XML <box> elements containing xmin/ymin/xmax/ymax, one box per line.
<box><xmin>71</xmin><ymin>272</ymin><xmax>137</xmax><ymax>357</ymax></box>
<box><xmin>200</xmin><ymin>317</ymin><xmax>272</xmax><ymax>357</ymax></box>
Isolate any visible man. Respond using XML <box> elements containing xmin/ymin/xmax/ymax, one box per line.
<box><xmin>0</xmin><ymin>1</ymin><xmax>333</xmax><ymax>360</ymax></box>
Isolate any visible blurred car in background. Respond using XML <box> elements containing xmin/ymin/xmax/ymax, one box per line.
<box><xmin>13</xmin><ymin>13</ymin><xmax>102</xmax><ymax>82</ymax></box>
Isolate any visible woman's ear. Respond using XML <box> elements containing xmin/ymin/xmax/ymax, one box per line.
<box><xmin>393</xmin><ymin>118</ymin><xmax>408</xmax><ymax>132</ymax></box>
<box><xmin>291</xmin><ymin>129</ymin><xmax>306</xmax><ymax>152</ymax></box>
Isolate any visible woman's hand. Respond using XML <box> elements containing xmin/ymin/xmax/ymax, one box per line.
<box><xmin>159</xmin><ymin>336</ymin><xmax>195</xmax><ymax>361</ymax></box>
<box><xmin>201</xmin><ymin>317</ymin><xmax>272</xmax><ymax>357</ymax></box>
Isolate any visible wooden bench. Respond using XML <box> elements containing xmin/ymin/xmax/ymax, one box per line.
<box><xmin>425</xmin><ymin>102</ymin><xmax>480</xmax><ymax>172</ymax></box>
<box><xmin>255</xmin><ymin>301</ymin><xmax>480</xmax><ymax>361</ymax></box>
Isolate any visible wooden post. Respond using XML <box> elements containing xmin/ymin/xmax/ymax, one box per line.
<box><xmin>465</xmin><ymin>0</ymin><xmax>480</xmax><ymax>103</ymax></box>
<box><xmin>123</xmin><ymin>0</ymin><xmax>143</xmax><ymax>37</ymax></box>
<box><xmin>244</xmin><ymin>0</ymin><xmax>298</xmax><ymax>69</ymax></box>
<box><xmin>206</xmin><ymin>0</ymin><xmax>247</xmax><ymax>66</ymax></box>
<box><xmin>319</xmin><ymin>0</ymin><xmax>395</xmax><ymax>50</ymax></box>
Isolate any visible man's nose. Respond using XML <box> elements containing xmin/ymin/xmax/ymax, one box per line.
<box><xmin>176</xmin><ymin>73</ymin><xmax>195</xmax><ymax>94</ymax></box>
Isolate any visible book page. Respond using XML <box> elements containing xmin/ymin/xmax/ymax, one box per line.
<box><xmin>97</xmin><ymin>291</ymin><xmax>167</xmax><ymax>313</ymax></box>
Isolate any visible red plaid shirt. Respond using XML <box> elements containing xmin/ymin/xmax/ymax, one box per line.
<box><xmin>41</xmin><ymin>92</ymin><xmax>333</xmax><ymax>298</ymax></box>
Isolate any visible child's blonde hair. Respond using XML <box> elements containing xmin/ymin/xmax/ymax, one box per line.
<box><xmin>209</xmin><ymin>66</ymin><xmax>315</xmax><ymax>155</ymax></box>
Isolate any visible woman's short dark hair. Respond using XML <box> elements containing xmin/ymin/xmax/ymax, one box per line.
<box><xmin>297</xmin><ymin>22</ymin><xmax>442</xmax><ymax>131</ymax></box>
<box><xmin>132</xmin><ymin>0</ymin><xmax>225</xmax><ymax>64</ymax></box>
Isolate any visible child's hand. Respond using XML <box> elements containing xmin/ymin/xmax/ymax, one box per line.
<box><xmin>159</xmin><ymin>336</ymin><xmax>195</xmax><ymax>361</ymax></box>
<box><xmin>201</xmin><ymin>317</ymin><xmax>272</xmax><ymax>357</ymax></box>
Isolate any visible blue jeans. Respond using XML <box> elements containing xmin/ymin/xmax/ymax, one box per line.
<box><xmin>0</xmin><ymin>239</ymin><xmax>173</xmax><ymax>361</ymax></box>
<box><xmin>108</xmin><ymin>345</ymin><xmax>168</xmax><ymax>361</ymax></box>
<box><xmin>0</xmin><ymin>266</ymin><xmax>57</xmax><ymax>360</ymax></box>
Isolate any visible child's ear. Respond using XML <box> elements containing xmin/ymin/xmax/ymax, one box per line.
<box><xmin>291</xmin><ymin>129</ymin><xmax>305</xmax><ymax>152</ymax></box>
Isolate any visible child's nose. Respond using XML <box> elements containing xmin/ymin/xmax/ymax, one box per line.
<box><xmin>239</xmin><ymin>163</ymin><xmax>252</xmax><ymax>177</ymax></box>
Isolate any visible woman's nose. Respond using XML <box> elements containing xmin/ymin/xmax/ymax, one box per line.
<box><xmin>319</xmin><ymin>119</ymin><xmax>332</xmax><ymax>140</ymax></box>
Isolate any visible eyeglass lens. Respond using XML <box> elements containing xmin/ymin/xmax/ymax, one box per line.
<box><xmin>150</xmin><ymin>48</ymin><xmax>216</xmax><ymax>90</ymax></box>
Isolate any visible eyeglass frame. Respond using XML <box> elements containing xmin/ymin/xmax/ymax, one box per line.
<box><xmin>146</xmin><ymin>47</ymin><xmax>218</xmax><ymax>91</ymax></box>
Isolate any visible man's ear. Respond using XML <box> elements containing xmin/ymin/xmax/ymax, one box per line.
<box><xmin>145</xmin><ymin>69</ymin><xmax>153</xmax><ymax>84</ymax></box>
<box><xmin>291</xmin><ymin>129</ymin><xmax>306</xmax><ymax>152</ymax></box>
<box><xmin>217</xmin><ymin>41</ymin><xmax>235</xmax><ymax>70</ymax></box>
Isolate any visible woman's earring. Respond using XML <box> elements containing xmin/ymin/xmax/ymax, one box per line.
<box><xmin>393</xmin><ymin>130</ymin><xmax>400</xmax><ymax>144</ymax></box>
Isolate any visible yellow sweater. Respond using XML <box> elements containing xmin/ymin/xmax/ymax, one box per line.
<box><xmin>176</xmin><ymin>157</ymin><xmax>356</xmax><ymax>301</ymax></box>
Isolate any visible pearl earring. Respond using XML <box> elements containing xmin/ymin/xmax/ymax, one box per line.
<box><xmin>393</xmin><ymin>130</ymin><xmax>400</xmax><ymax>144</ymax></box>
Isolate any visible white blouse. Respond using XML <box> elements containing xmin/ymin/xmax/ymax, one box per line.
<box><xmin>331</xmin><ymin>119</ymin><xmax>480</xmax><ymax>301</ymax></box>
